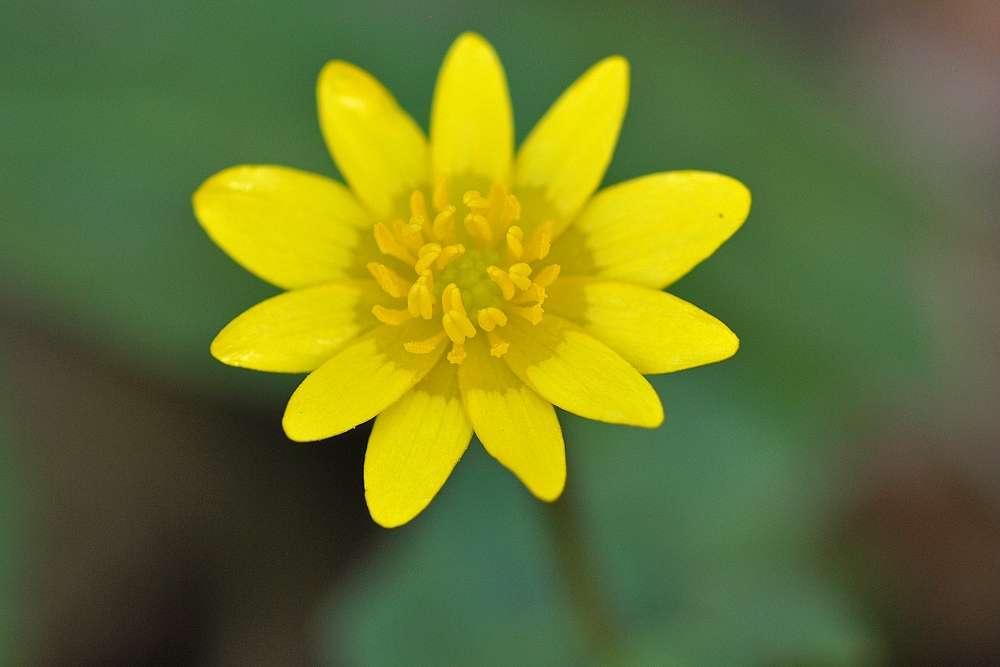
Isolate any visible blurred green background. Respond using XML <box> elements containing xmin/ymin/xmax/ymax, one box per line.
<box><xmin>3</xmin><ymin>1</ymin><xmax>999</xmax><ymax>666</ymax></box>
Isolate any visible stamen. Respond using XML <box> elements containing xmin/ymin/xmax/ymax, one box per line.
<box><xmin>487</xmin><ymin>331</ymin><xmax>510</xmax><ymax>357</ymax></box>
<box><xmin>523</xmin><ymin>221</ymin><xmax>553</xmax><ymax>262</ymax></box>
<box><xmin>372</xmin><ymin>305</ymin><xmax>413</xmax><ymax>325</ymax></box>
<box><xmin>435</xmin><ymin>243</ymin><xmax>465</xmax><ymax>269</ymax></box>
<box><xmin>511</xmin><ymin>303</ymin><xmax>544</xmax><ymax>324</ymax></box>
<box><xmin>433</xmin><ymin>206</ymin><xmax>457</xmax><ymax>245</ymax></box>
<box><xmin>512</xmin><ymin>283</ymin><xmax>546</xmax><ymax>305</ymax></box>
<box><xmin>366</xmin><ymin>262</ymin><xmax>412</xmax><ymax>298</ymax></box>
<box><xmin>414</xmin><ymin>243</ymin><xmax>442</xmax><ymax>273</ymax></box>
<box><xmin>441</xmin><ymin>284</ymin><xmax>467</xmax><ymax>316</ymax></box>
<box><xmin>506</xmin><ymin>226</ymin><xmax>524</xmax><ymax>263</ymax></box>
<box><xmin>374</xmin><ymin>222</ymin><xmax>416</xmax><ymax>265</ymax></box>
<box><xmin>486</xmin><ymin>266</ymin><xmax>516</xmax><ymax>300</ymax></box>
<box><xmin>442</xmin><ymin>311</ymin><xmax>476</xmax><ymax>344</ymax></box>
<box><xmin>433</xmin><ymin>173</ymin><xmax>450</xmax><ymax>213</ymax></box>
<box><xmin>464</xmin><ymin>213</ymin><xmax>492</xmax><ymax>247</ymax></box>
<box><xmin>447</xmin><ymin>342</ymin><xmax>467</xmax><ymax>365</ymax></box>
<box><xmin>409</xmin><ymin>190</ymin><xmax>428</xmax><ymax>222</ymax></box>
<box><xmin>404</xmin><ymin>330</ymin><xmax>447</xmax><ymax>354</ymax></box>
<box><xmin>533</xmin><ymin>264</ymin><xmax>561</xmax><ymax>287</ymax></box>
<box><xmin>507</xmin><ymin>263</ymin><xmax>533</xmax><ymax>290</ymax></box>
<box><xmin>407</xmin><ymin>271</ymin><xmax>435</xmax><ymax>320</ymax></box>
<box><xmin>476</xmin><ymin>307</ymin><xmax>508</xmax><ymax>332</ymax></box>
<box><xmin>463</xmin><ymin>190</ymin><xmax>490</xmax><ymax>214</ymax></box>
<box><xmin>401</xmin><ymin>218</ymin><xmax>426</xmax><ymax>252</ymax></box>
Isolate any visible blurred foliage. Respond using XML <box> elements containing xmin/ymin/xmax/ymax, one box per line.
<box><xmin>0</xmin><ymin>0</ymin><xmax>932</xmax><ymax>665</ymax></box>
<box><xmin>0</xmin><ymin>389</ymin><xmax>30</xmax><ymax>666</ymax></box>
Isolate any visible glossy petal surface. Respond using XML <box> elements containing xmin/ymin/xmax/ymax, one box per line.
<box><xmin>283</xmin><ymin>320</ymin><xmax>447</xmax><ymax>442</ymax></box>
<box><xmin>318</xmin><ymin>60</ymin><xmax>429</xmax><ymax>220</ymax></box>
<box><xmin>193</xmin><ymin>165</ymin><xmax>368</xmax><ymax>289</ymax></box>
<box><xmin>503</xmin><ymin>314</ymin><xmax>663</xmax><ymax>428</ymax></box>
<box><xmin>514</xmin><ymin>57</ymin><xmax>628</xmax><ymax>233</ymax></box>
<box><xmin>545</xmin><ymin>278</ymin><xmax>739</xmax><ymax>374</ymax></box>
<box><xmin>567</xmin><ymin>171</ymin><xmax>750</xmax><ymax>288</ymax></box>
<box><xmin>459</xmin><ymin>338</ymin><xmax>565</xmax><ymax>501</ymax></box>
<box><xmin>430</xmin><ymin>32</ymin><xmax>513</xmax><ymax>185</ymax></box>
<box><xmin>365</xmin><ymin>360</ymin><xmax>473</xmax><ymax>528</ymax></box>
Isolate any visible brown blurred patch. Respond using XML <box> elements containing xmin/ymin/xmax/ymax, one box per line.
<box><xmin>838</xmin><ymin>444</ymin><xmax>1000</xmax><ymax>667</ymax></box>
<box><xmin>0</xmin><ymin>305</ymin><xmax>377</xmax><ymax>667</ymax></box>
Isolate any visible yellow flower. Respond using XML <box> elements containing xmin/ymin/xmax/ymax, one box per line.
<box><xmin>193</xmin><ymin>33</ymin><xmax>750</xmax><ymax>527</ymax></box>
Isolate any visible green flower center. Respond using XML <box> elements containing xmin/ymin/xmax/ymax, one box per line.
<box><xmin>435</xmin><ymin>247</ymin><xmax>503</xmax><ymax>314</ymax></box>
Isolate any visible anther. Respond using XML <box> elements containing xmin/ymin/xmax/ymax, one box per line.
<box><xmin>464</xmin><ymin>213</ymin><xmax>492</xmax><ymax>247</ymax></box>
<box><xmin>372</xmin><ymin>305</ymin><xmax>413</xmax><ymax>325</ymax></box>
<box><xmin>435</xmin><ymin>243</ymin><xmax>465</xmax><ymax>269</ymax></box>
<box><xmin>367</xmin><ymin>262</ymin><xmax>412</xmax><ymax>298</ymax></box>
<box><xmin>374</xmin><ymin>222</ymin><xmax>416</xmax><ymax>265</ymax></box>
<box><xmin>447</xmin><ymin>342</ymin><xmax>467</xmax><ymax>364</ymax></box>
<box><xmin>463</xmin><ymin>190</ymin><xmax>490</xmax><ymax>214</ymax></box>
<box><xmin>476</xmin><ymin>307</ymin><xmax>508</xmax><ymax>332</ymax></box>
<box><xmin>409</xmin><ymin>190</ymin><xmax>428</xmax><ymax>222</ymax></box>
<box><xmin>533</xmin><ymin>264</ymin><xmax>561</xmax><ymax>287</ymax></box>
<box><xmin>523</xmin><ymin>221</ymin><xmax>553</xmax><ymax>262</ymax></box>
<box><xmin>487</xmin><ymin>331</ymin><xmax>510</xmax><ymax>357</ymax></box>
<box><xmin>441</xmin><ymin>284</ymin><xmax>467</xmax><ymax>316</ymax></box>
<box><xmin>433</xmin><ymin>206</ymin><xmax>457</xmax><ymax>245</ymax></box>
<box><xmin>404</xmin><ymin>330</ymin><xmax>447</xmax><ymax>354</ymax></box>
<box><xmin>506</xmin><ymin>226</ymin><xmax>524</xmax><ymax>263</ymax></box>
<box><xmin>511</xmin><ymin>303</ymin><xmax>544</xmax><ymax>324</ymax></box>
<box><xmin>407</xmin><ymin>271</ymin><xmax>435</xmax><ymax>320</ymax></box>
<box><xmin>508</xmin><ymin>263</ymin><xmax>533</xmax><ymax>290</ymax></box>
<box><xmin>401</xmin><ymin>218</ymin><xmax>426</xmax><ymax>252</ymax></box>
<box><xmin>414</xmin><ymin>243</ymin><xmax>442</xmax><ymax>273</ymax></box>
<box><xmin>486</xmin><ymin>266</ymin><xmax>516</xmax><ymax>301</ymax></box>
<box><xmin>513</xmin><ymin>283</ymin><xmax>546</xmax><ymax>305</ymax></box>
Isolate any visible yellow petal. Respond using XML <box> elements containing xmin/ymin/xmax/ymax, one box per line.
<box><xmin>430</xmin><ymin>33</ymin><xmax>513</xmax><ymax>187</ymax></box>
<box><xmin>211</xmin><ymin>280</ymin><xmax>389</xmax><ymax>373</ymax></box>
<box><xmin>570</xmin><ymin>171</ymin><xmax>751</xmax><ymax>288</ymax></box>
<box><xmin>545</xmin><ymin>278</ymin><xmax>739</xmax><ymax>374</ymax></box>
<box><xmin>318</xmin><ymin>60</ymin><xmax>429</xmax><ymax>220</ymax></box>
<box><xmin>193</xmin><ymin>166</ymin><xmax>369</xmax><ymax>289</ymax></box>
<box><xmin>503</xmin><ymin>314</ymin><xmax>663</xmax><ymax>428</ymax></box>
<box><xmin>283</xmin><ymin>320</ymin><xmax>447</xmax><ymax>442</ymax></box>
<box><xmin>365</xmin><ymin>360</ymin><xmax>473</xmax><ymax>528</ymax></box>
<box><xmin>513</xmin><ymin>56</ymin><xmax>628</xmax><ymax>234</ymax></box>
<box><xmin>458</xmin><ymin>337</ymin><xmax>565</xmax><ymax>501</ymax></box>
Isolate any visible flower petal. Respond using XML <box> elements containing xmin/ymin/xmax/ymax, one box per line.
<box><xmin>365</xmin><ymin>360</ymin><xmax>473</xmax><ymax>528</ymax></box>
<box><xmin>513</xmin><ymin>56</ymin><xmax>628</xmax><ymax>234</ymax></box>
<box><xmin>545</xmin><ymin>278</ymin><xmax>739</xmax><ymax>374</ymax></box>
<box><xmin>193</xmin><ymin>165</ymin><xmax>368</xmax><ymax>290</ymax></box>
<box><xmin>211</xmin><ymin>280</ymin><xmax>390</xmax><ymax>373</ymax></box>
<box><xmin>458</xmin><ymin>337</ymin><xmax>565</xmax><ymax>501</ymax></box>
<box><xmin>430</xmin><ymin>32</ymin><xmax>513</xmax><ymax>187</ymax></box>
<box><xmin>318</xmin><ymin>60</ymin><xmax>429</xmax><ymax>220</ymax></box>
<box><xmin>503</xmin><ymin>314</ymin><xmax>663</xmax><ymax>428</ymax></box>
<box><xmin>561</xmin><ymin>171</ymin><xmax>751</xmax><ymax>289</ymax></box>
<box><xmin>283</xmin><ymin>319</ymin><xmax>447</xmax><ymax>442</ymax></box>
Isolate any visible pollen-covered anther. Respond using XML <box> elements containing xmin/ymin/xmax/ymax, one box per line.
<box><xmin>513</xmin><ymin>283</ymin><xmax>546</xmax><ymax>305</ymax></box>
<box><xmin>487</xmin><ymin>331</ymin><xmax>510</xmax><ymax>357</ymax></box>
<box><xmin>374</xmin><ymin>222</ymin><xmax>416</xmax><ymax>265</ymax></box>
<box><xmin>522</xmin><ymin>221</ymin><xmax>553</xmax><ymax>262</ymax></box>
<box><xmin>506</xmin><ymin>226</ymin><xmax>524</xmax><ymax>263</ymax></box>
<box><xmin>367</xmin><ymin>262</ymin><xmax>412</xmax><ymax>298</ymax></box>
<box><xmin>404</xmin><ymin>330</ymin><xmax>447</xmax><ymax>354</ymax></box>
<box><xmin>407</xmin><ymin>271</ymin><xmax>435</xmax><ymax>320</ymax></box>
<box><xmin>401</xmin><ymin>218</ymin><xmax>426</xmax><ymax>252</ymax></box>
<box><xmin>476</xmin><ymin>307</ymin><xmax>508</xmax><ymax>332</ymax></box>
<box><xmin>533</xmin><ymin>263</ymin><xmax>561</xmax><ymax>287</ymax></box>
<box><xmin>414</xmin><ymin>243</ymin><xmax>442</xmax><ymax>273</ymax></box>
<box><xmin>432</xmin><ymin>206</ymin><xmax>457</xmax><ymax>245</ymax></box>
<box><xmin>372</xmin><ymin>305</ymin><xmax>413</xmax><ymax>325</ymax></box>
<box><xmin>464</xmin><ymin>213</ymin><xmax>492</xmax><ymax>247</ymax></box>
<box><xmin>507</xmin><ymin>263</ymin><xmax>532</xmax><ymax>290</ymax></box>
<box><xmin>435</xmin><ymin>243</ymin><xmax>465</xmax><ymax>270</ymax></box>
<box><xmin>462</xmin><ymin>190</ymin><xmax>490</xmax><ymax>214</ymax></box>
<box><xmin>442</xmin><ymin>311</ymin><xmax>476</xmax><ymax>344</ymax></box>
<box><xmin>511</xmin><ymin>303</ymin><xmax>544</xmax><ymax>325</ymax></box>
<box><xmin>447</xmin><ymin>342</ymin><xmax>467</xmax><ymax>365</ymax></box>
<box><xmin>486</xmin><ymin>266</ymin><xmax>516</xmax><ymax>300</ymax></box>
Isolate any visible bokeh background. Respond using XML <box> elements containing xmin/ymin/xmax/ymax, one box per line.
<box><xmin>2</xmin><ymin>1</ymin><xmax>999</xmax><ymax>665</ymax></box>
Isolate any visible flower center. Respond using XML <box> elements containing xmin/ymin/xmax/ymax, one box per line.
<box><xmin>366</xmin><ymin>176</ymin><xmax>561</xmax><ymax>364</ymax></box>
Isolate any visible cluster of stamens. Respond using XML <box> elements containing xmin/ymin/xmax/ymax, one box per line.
<box><xmin>367</xmin><ymin>175</ymin><xmax>560</xmax><ymax>364</ymax></box>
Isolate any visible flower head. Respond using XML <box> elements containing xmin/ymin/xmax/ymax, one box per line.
<box><xmin>194</xmin><ymin>33</ymin><xmax>750</xmax><ymax>527</ymax></box>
